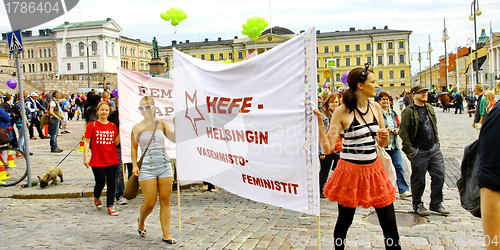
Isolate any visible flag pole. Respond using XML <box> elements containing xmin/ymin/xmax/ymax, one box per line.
<box><xmin>317</xmin><ymin>216</ymin><xmax>321</xmax><ymax>249</ymax></box>
<box><xmin>173</xmin><ymin>160</ymin><xmax>181</xmax><ymax>232</ymax></box>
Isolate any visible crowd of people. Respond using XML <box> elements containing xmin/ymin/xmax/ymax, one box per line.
<box><xmin>316</xmin><ymin>65</ymin><xmax>498</xmax><ymax>249</ymax></box>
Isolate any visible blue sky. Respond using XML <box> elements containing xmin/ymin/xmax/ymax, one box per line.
<box><xmin>1</xmin><ymin>0</ymin><xmax>499</xmax><ymax>74</ymax></box>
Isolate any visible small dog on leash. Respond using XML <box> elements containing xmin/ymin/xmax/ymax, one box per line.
<box><xmin>38</xmin><ymin>167</ymin><xmax>64</xmax><ymax>188</ymax></box>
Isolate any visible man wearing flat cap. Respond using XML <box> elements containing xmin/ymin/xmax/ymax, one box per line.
<box><xmin>399</xmin><ymin>85</ymin><xmax>450</xmax><ymax>216</ymax></box>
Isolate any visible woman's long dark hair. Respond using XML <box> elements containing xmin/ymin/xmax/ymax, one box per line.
<box><xmin>343</xmin><ymin>66</ymin><xmax>374</xmax><ymax>112</ymax></box>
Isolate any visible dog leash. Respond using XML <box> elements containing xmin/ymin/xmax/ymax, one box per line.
<box><xmin>54</xmin><ymin>140</ymin><xmax>81</xmax><ymax>168</ymax></box>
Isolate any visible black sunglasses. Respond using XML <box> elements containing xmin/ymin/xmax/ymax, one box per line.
<box><xmin>359</xmin><ymin>63</ymin><xmax>370</xmax><ymax>82</ymax></box>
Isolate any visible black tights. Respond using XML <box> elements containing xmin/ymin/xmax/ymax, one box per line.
<box><xmin>91</xmin><ymin>164</ymin><xmax>117</xmax><ymax>207</ymax></box>
<box><xmin>334</xmin><ymin>203</ymin><xmax>400</xmax><ymax>250</ymax></box>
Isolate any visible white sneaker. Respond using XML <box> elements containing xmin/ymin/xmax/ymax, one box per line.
<box><xmin>400</xmin><ymin>191</ymin><xmax>412</xmax><ymax>198</ymax></box>
<box><xmin>117</xmin><ymin>196</ymin><xmax>128</xmax><ymax>205</ymax></box>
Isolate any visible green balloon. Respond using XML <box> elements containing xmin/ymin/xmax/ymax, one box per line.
<box><xmin>242</xmin><ymin>23</ymin><xmax>249</xmax><ymax>30</ymax></box>
<box><xmin>252</xmin><ymin>36</ymin><xmax>258</xmax><ymax>41</ymax></box>
<box><xmin>172</xmin><ymin>20</ymin><xmax>179</xmax><ymax>26</ymax></box>
<box><xmin>166</xmin><ymin>9</ymin><xmax>173</xmax><ymax>15</ymax></box>
<box><xmin>242</xmin><ymin>29</ymin><xmax>248</xmax><ymax>35</ymax></box>
<box><xmin>178</xmin><ymin>8</ymin><xmax>183</xmax><ymax>14</ymax></box>
<box><xmin>170</xmin><ymin>13</ymin><xmax>177</xmax><ymax>20</ymax></box>
<box><xmin>248</xmin><ymin>18</ymin><xmax>256</xmax><ymax>27</ymax></box>
<box><xmin>160</xmin><ymin>12</ymin><xmax>167</xmax><ymax>20</ymax></box>
<box><xmin>257</xmin><ymin>30</ymin><xmax>262</xmax><ymax>36</ymax></box>
<box><xmin>257</xmin><ymin>23</ymin><xmax>264</xmax><ymax>30</ymax></box>
<box><xmin>263</xmin><ymin>21</ymin><xmax>269</xmax><ymax>28</ymax></box>
<box><xmin>225</xmin><ymin>59</ymin><xmax>231</xmax><ymax>63</ymax></box>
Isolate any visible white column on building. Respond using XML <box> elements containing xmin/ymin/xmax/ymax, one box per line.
<box><xmin>405</xmin><ymin>39</ymin><xmax>410</xmax><ymax>66</ymax></box>
<box><xmin>496</xmin><ymin>47</ymin><xmax>500</xmax><ymax>78</ymax></box>
<box><xmin>383</xmin><ymin>40</ymin><xmax>387</xmax><ymax>66</ymax></box>
<box><xmin>373</xmin><ymin>40</ymin><xmax>377</xmax><ymax>67</ymax></box>
<box><xmin>101</xmin><ymin>37</ymin><xmax>106</xmax><ymax>73</ymax></box>
<box><xmin>394</xmin><ymin>39</ymin><xmax>399</xmax><ymax>66</ymax></box>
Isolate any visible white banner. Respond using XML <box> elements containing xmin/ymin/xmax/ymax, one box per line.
<box><xmin>117</xmin><ymin>68</ymin><xmax>176</xmax><ymax>163</ymax></box>
<box><xmin>174</xmin><ymin>28</ymin><xmax>319</xmax><ymax>215</ymax></box>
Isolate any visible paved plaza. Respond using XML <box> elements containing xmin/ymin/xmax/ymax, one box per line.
<box><xmin>0</xmin><ymin>106</ymin><xmax>488</xmax><ymax>249</ymax></box>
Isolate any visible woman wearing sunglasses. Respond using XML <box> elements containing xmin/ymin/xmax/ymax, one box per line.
<box><xmin>315</xmin><ymin>64</ymin><xmax>400</xmax><ymax>249</ymax></box>
<box><xmin>131</xmin><ymin>96</ymin><xmax>176</xmax><ymax>245</ymax></box>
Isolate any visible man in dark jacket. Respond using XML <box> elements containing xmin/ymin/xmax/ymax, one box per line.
<box><xmin>477</xmin><ymin>101</ymin><xmax>500</xmax><ymax>245</ymax></box>
<box><xmin>399</xmin><ymin>85</ymin><xmax>450</xmax><ymax>216</ymax></box>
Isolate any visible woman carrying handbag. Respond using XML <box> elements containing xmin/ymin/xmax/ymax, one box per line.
<box><xmin>131</xmin><ymin>96</ymin><xmax>176</xmax><ymax>245</ymax></box>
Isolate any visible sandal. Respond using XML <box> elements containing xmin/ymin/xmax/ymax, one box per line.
<box><xmin>137</xmin><ymin>217</ymin><xmax>146</xmax><ymax>237</ymax></box>
<box><xmin>162</xmin><ymin>238</ymin><xmax>176</xmax><ymax>244</ymax></box>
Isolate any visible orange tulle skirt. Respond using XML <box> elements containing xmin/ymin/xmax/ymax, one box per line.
<box><xmin>323</xmin><ymin>157</ymin><xmax>396</xmax><ymax>208</ymax></box>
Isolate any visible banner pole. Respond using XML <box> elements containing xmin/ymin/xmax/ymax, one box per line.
<box><xmin>317</xmin><ymin>216</ymin><xmax>321</xmax><ymax>250</ymax></box>
<box><xmin>173</xmin><ymin>160</ymin><xmax>181</xmax><ymax>232</ymax></box>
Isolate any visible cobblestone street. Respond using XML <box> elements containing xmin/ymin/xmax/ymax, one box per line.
<box><xmin>0</xmin><ymin>106</ymin><xmax>488</xmax><ymax>249</ymax></box>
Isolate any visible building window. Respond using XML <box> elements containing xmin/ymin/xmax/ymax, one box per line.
<box><xmin>367</xmin><ymin>56</ymin><xmax>372</xmax><ymax>65</ymax></box>
<box><xmin>366</xmin><ymin>43</ymin><xmax>371</xmax><ymax>50</ymax></box>
<box><xmin>229</xmin><ymin>53</ymin><xmax>233</xmax><ymax>59</ymax></box>
<box><xmin>316</xmin><ymin>74</ymin><xmax>320</xmax><ymax>83</ymax></box>
<box><xmin>22</xmin><ymin>51</ymin><xmax>25</xmax><ymax>59</ymax></box>
<box><xmin>132</xmin><ymin>61</ymin><xmax>135</xmax><ymax>70</ymax></box>
<box><xmin>219</xmin><ymin>53</ymin><xmax>224</xmax><ymax>60</ymax></box>
<box><xmin>389</xmin><ymin>70</ymin><xmax>394</xmax><ymax>79</ymax></box>
<box><xmin>39</xmin><ymin>49</ymin><xmax>42</xmax><ymax>58</ymax></box>
<box><xmin>201</xmin><ymin>55</ymin><xmax>205</xmax><ymax>60</ymax></box>
<box><xmin>111</xmin><ymin>42</ymin><xmax>115</xmax><ymax>56</ymax></box>
<box><xmin>335</xmin><ymin>46</ymin><xmax>339</xmax><ymax>52</ymax></box>
<box><xmin>401</xmin><ymin>83</ymin><xmax>406</xmax><ymax>86</ymax></box>
<box><xmin>326</xmin><ymin>77</ymin><xmax>330</xmax><ymax>82</ymax></box>
<box><xmin>48</xmin><ymin>49</ymin><xmax>51</xmax><ymax>57</ymax></box>
<box><xmin>345</xmin><ymin>45</ymin><xmax>350</xmax><ymax>52</ymax></box>
<box><xmin>336</xmin><ymin>58</ymin><xmax>340</xmax><ymax>67</ymax></box>
<box><xmin>44</xmin><ymin>63</ymin><xmax>47</xmax><ymax>71</ymax></box>
<box><xmin>91</xmin><ymin>41</ymin><xmax>97</xmax><ymax>55</ymax></box>
<box><xmin>356</xmin><ymin>57</ymin><xmax>361</xmax><ymax>66</ymax></box>
<box><xmin>400</xmin><ymin>70</ymin><xmax>405</xmax><ymax>78</ymax></box>
<box><xmin>324</xmin><ymin>46</ymin><xmax>329</xmax><ymax>53</ymax></box>
<box><xmin>399</xmin><ymin>54</ymin><xmax>405</xmax><ymax>64</ymax></box>
<box><xmin>28</xmin><ymin>64</ymin><xmax>31</xmax><ymax>72</ymax></box>
<box><xmin>106</xmin><ymin>42</ymin><xmax>109</xmax><ymax>55</ymax></box>
<box><xmin>355</xmin><ymin>44</ymin><xmax>360</xmax><ymax>51</ymax></box>
<box><xmin>238</xmin><ymin>51</ymin><xmax>243</xmax><ymax>58</ymax></box>
<box><xmin>377</xmin><ymin>43</ymin><xmax>382</xmax><ymax>50</ymax></box>
<box><xmin>67</xmin><ymin>63</ymin><xmax>71</xmax><ymax>71</ymax></box>
<box><xmin>399</xmin><ymin>41</ymin><xmax>404</xmax><ymax>48</ymax></box>
<box><xmin>40</xmin><ymin>63</ymin><xmax>43</xmax><ymax>71</ymax></box>
<box><xmin>140</xmin><ymin>63</ymin><xmax>143</xmax><ymax>70</ymax></box>
<box><xmin>388</xmin><ymin>42</ymin><xmax>393</xmax><ymax>49</ymax></box>
<box><xmin>22</xmin><ymin>65</ymin><xmax>25</xmax><ymax>73</ymax></box>
<box><xmin>379</xmin><ymin>71</ymin><xmax>383</xmax><ymax>80</ymax></box>
<box><xmin>336</xmin><ymin>73</ymin><xmax>340</xmax><ymax>82</ymax></box>
<box><xmin>316</xmin><ymin>60</ymin><xmax>319</xmax><ymax>68</ymax></box>
<box><xmin>49</xmin><ymin>63</ymin><xmax>52</xmax><ymax>71</ymax></box>
<box><xmin>210</xmin><ymin>54</ymin><xmax>214</xmax><ymax>60</ymax></box>
<box><xmin>345</xmin><ymin>58</ymin><xmax>350</xmax><ymax>66</ymax></box>
<box><xmin>131</xmin><ymin>48</ymin><xmax>135</xmax><ymax>57</ymax></box>
<box><xmin>43</xmin><ymin>49</ymin><xmax>47</xmax><ymax>57</ymax></box>
<box><xmin>390</xmin><ymin>84</ymin><xmax>395</xmax><ymax>87</ymax></box>
<box><xmin>79</xmin><ymin>42</ymin><xmax>85</xmax><ymax>56</ymax></box>
<box><xmin>316</xmin><ymin>47</ymin><xmax>318</xmax><ymax>53</ymax></box>
<box><xmin>80</xmin><ymin>62</ymin><xmax>84</xmax><ymax>70</ymax></box>
<box><xmin>389</xmin><ymin>55</ymin><xmax>394</xmax><ymax>64</ymax></box>
<box><xmin>66</xmin><ymin>43</ymin><xmax>72</xmax><ymax>57</ymax></box>
<box><xmin>378</xmin><ymin>56</ymin><xmax>383</xmax><ymax>65</ymax></box>
<box><xmin>93</xmin><ymin>62</ymin><xmax>97</xmax><ymax>69</ymax></box>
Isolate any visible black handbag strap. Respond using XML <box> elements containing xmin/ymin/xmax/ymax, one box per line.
<box><xmin>137</xmin><ymin>121</ymin><xmax>159</xmax><ymax>168</ymax></box>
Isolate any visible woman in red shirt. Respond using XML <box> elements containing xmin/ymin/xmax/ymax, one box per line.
<box><xmin>83</xmin><ymin>101</ymin><xmax>120</xmax><ymax>216</ymax></box>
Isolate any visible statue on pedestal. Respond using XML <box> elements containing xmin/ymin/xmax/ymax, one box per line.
<box><xmin>152</xmin><ymin>37</ymin><xmax>159</xmax><ymax>59</ymax></box>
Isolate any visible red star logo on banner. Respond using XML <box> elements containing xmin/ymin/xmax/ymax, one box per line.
<box><xmin>185</xmin><ymin>90</ymin><xmax>205</xmax><ymax>136</ymax></box>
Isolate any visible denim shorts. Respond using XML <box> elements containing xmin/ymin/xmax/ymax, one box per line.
<box><xmin>138</xmin><ymin>148</ymin><xmax>173</xmax><ymax>182</ymax></box>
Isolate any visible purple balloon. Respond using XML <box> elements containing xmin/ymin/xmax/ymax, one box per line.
<box><xmin>7</xmin><ymin>78</ymin><xmax>17</xmax><ymax>89</ymax></box>
<box><xmin>112</xmin><ymin>88</ymin><xmax>118</xmax><ymax>97</ymax></box>
<box><xmin>341</xmin><ymin>72</ymin><xmax>349</xmax><ymax>84</ymax></box>
<box><xmin>144</xmin><ymin>72</ymin><xmax>152</xmax><ymax>76</ymax></box>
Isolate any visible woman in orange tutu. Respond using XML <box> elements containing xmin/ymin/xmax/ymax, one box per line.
<box><xmin>315</xmin><ymin>64</ymin><xmax>400</xmax><ymax>250</ymax></box>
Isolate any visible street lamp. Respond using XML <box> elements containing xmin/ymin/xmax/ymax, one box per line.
<box><xmin>442</xmin><ymin>18</ymin><xmax>450</xmax><ymax>91</ymax></box>
<box><xmin>80</xmin><ymin>37</ymin><xmax>95</xmax><ymax>88</ymax></box>
<box><xmin>411</xmin><ymin>46</ymin><xmax>423</xmax><ymax>86</ymax></box>
<box><xmin>469</xmin><ymin>0</ymin><xmax>482</xmax><ymax>90</ymax></box>
<box><xmin>427</xmin><ymin>35</ymin><xmax>433</xmax><ymax>90</ymax></box>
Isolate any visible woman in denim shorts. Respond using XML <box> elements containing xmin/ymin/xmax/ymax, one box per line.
<box><xmin>131</xmin><ymin>96</ymin><xmax>176</xmax><ymax>245</ymax></box>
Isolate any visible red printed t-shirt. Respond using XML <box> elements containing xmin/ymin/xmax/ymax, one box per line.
<box><xmin>85</xmin><ymin>121</ymin><xmax>119</xmax><ymax>167</ymax></box>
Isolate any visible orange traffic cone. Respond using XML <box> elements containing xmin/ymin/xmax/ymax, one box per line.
<box><xmin>78</xmin><ymin>139</ymin><xmax>84</xmax><ymax>152</ymax></box>
<box><xmin>0</xmin><ymin>164</ymin><xmax>10</xmax><ymax>182</ymax></box>
<box><xmin>7</xmin><ymin>150</ymin><xmax>16</xmax><ymax>167</ymax></box>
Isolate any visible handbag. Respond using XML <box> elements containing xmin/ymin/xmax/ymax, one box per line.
<box><xmin>0</xmin><ymin>128</ymin><xmax>11</xmax><ymax>145</ymax></box>
<box><xmin>123</xmin><ymin>121</ymin><xmax>159</xmax><ymax>199</ymax></box>
<box><xmin>457</xmin><ymin>139</ymin><xmax>481</xmax><ymax>218</ymax></box>
<box><xmin>356</xmin><ymin>104</ymin><xmax>397</xmax><ymax>188</ymax></box>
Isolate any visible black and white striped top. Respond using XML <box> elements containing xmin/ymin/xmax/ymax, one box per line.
<box><xmin>340</xmin><ymin>114</ymin><xmax>379</xmax><ymax>165</ymax></box>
